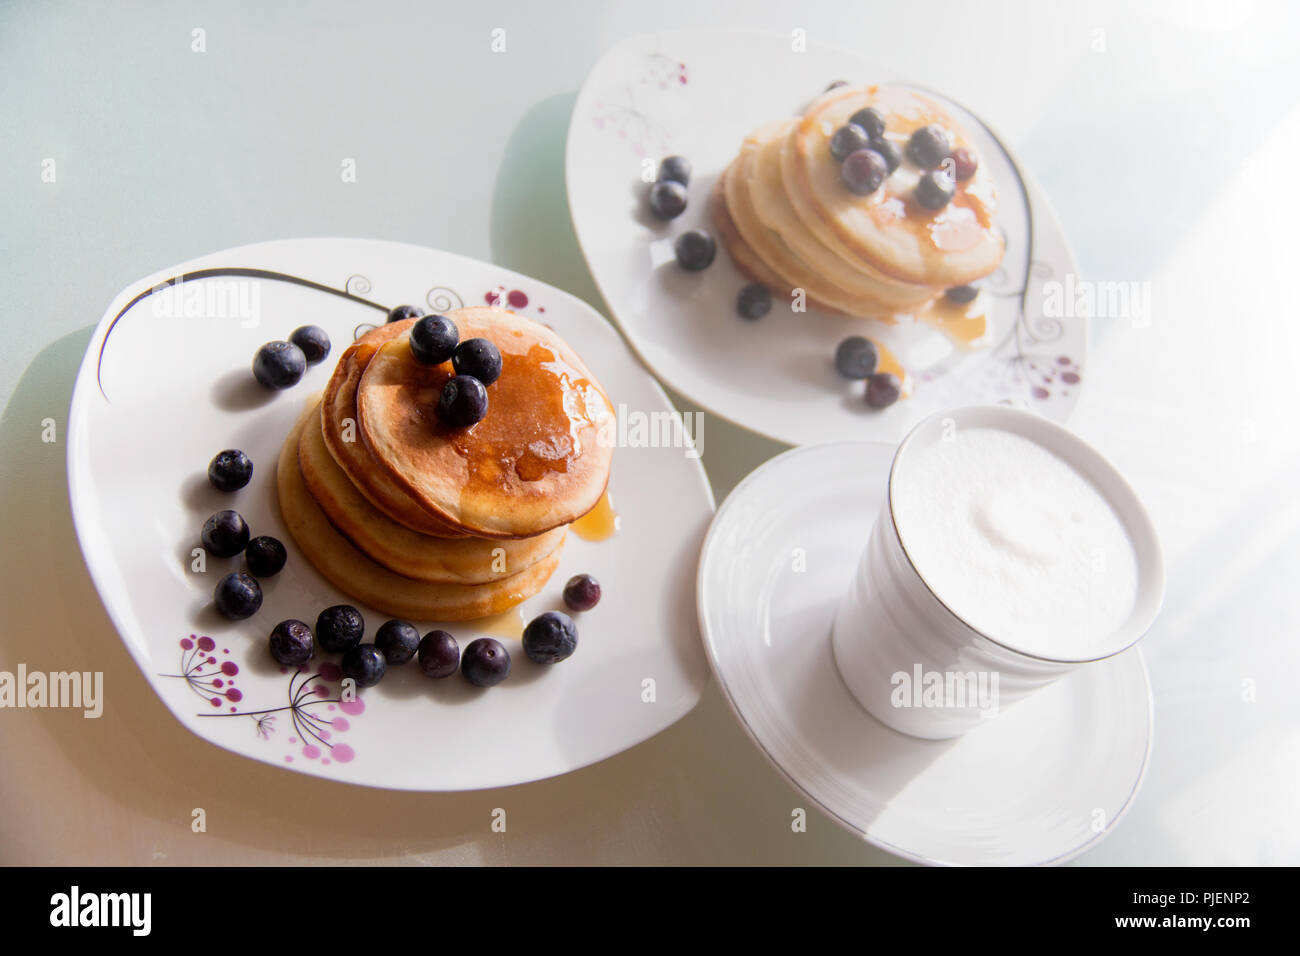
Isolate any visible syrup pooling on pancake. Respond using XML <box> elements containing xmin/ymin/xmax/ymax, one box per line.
<box><xmin>450</xmin><ymin>341</ymin><xmax>608</xmax><ymax>484</ymax></box>
<box><xmin>356</xmin><ymin>307</ymin><xmax>615</xmax><ymax>538</ymax></box>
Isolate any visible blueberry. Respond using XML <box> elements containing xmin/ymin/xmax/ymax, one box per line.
<box><xmin>737</xmin><ymin>284</ymin><xmax>772</xmax><ymax>320</ymax></box>
<box><xmin>869</xmin><ymin>136</ymin><xmax>901</xmax><ymax>174</ymax></box>
<box><xmin>648</xmin><ymin>180</ymin><xmax>688</xmax><ymax>221</ymax></box>
<box><xmin>289</xmin><ymin>325</ymin><xmax>331</xmax><ymax>365</ymax></box>
<box><xmin>562</xmin><ymin>574</ymin><xmax>602</xmax><ymax>612</ymax></box>
<box><xmin>214</xmin><ymin>571</ymin><xmax>262</xmax><ymax>620</ymax></box>
<box><xmin>386</xmin><ymin>304</ymin><xmax>424</xmax><ymax>324</ymax></box>
<box><xmin>945</xmin><ymin>284</ymin><xmax>980</xmax><ymax>304</ymax></box>
<box><xmin>950</xmin><ymin>146</ymin><xmax>978</xmax><ymax>181</ymax></box>
<box><xmin>374</xmin><ymin>619</ymin><xmax>421</xmax><ymax>665</ymax></box>
<box><xmin>840</xmin><ymin>148</ymin><xmax>888</xmax><ymax>196</ymax></box>
<box><xmin>915</xmin><ymin>169</ymin><xmax>956</xmax><ymax>210</ymax></box>
<box><xmin>410</xmin><ymin>314</ymin><xmax>459</xmax><ymax>365</ymax></box>
<box><xmin>451</xmin><ymin>338</ymin><xmax>502</xmax><ymax>385</ymax></box>
<box><xmin>848</xmin><ymin>107</ymin><xmax>886</xmax><ymax>140</ymax></box>
<box><xmin>437</xmin><ymin>375</ymin><xmax>489</xmax><ymax>428</ymax></box>
<box><xmin>252</xmin><ymin>341</ymin><xmax>306</xmax><ymax>390</ymax></box>
<box><xmin>906</xmin><ymin>124</ymin><xmax>951</xmax><ymax>170</ymax></box>
<box><xmin>866</xmin><ymin>372</ymin><xmax>903</xmax><ymax>408</ymax></box>
<box><xmin>202</xmin><ymin>510</ymin><xmax>250</xmax><ymax>558</ymax></box>
<box><xmin>462</xmin><ymin>637</ymin><xmax>511</xmax><ymax>687</ymax></box>
<box><xmin>316</xmin><ymin>604</ymin><xmax>365</xmax><ymax>653</ymax></box>
<box><xmin>829</xmin><ymin>123</ymin><xmax>870</xmax><ymax>162</ymax></box>
<box><xmin>674</xmin><ymin>230</ymin><xmax>716</xmax><ymax>271</ymax></box>
<box><xmin>418</xmin><ymin>630</ymin><xmax>460</xmax><ymax>679</ymax></box>
<box><xmin>657</xmin><ymin>155</ymin><xmax>691</xmax><ymax>186</ymax></box>
<box><xmin>834</xmin><ymin>336</ymin><xmax>880</xmax><ymax>380</ymax></box>
<box><xmin>269</xmin><ymin>619</ymin><xmax>313</xmax><ymax>667</ymax></box>
<box><xmin>522</xmin><ymin>611</ymin><xmax>579</xmax><ymax>665</ymax></box>
<box><xmin>341</xmin><ymin>644</ymin><xmax>386</xmax><ymax>688</ymax></box>
<box><xmin>245</xmin><ymin>535</ymin><xmax>287</xmax><ymax>577</ymax></box>
<box><xmin>207</xmin><ymin>449</ymin><xmax>253</xmax><ymax>492</ymax></box>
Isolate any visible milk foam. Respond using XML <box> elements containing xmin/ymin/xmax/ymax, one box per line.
<box><xmin>891</xmin><ymin>427</ymin><xmax>1138</xmax><ymax>659</ymax></box>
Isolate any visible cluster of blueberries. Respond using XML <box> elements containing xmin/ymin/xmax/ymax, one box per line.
<box><xmin>395</xmin><ymin>306</ymin><xmax>502</xmax><ymax>429</ymax></box>
<box><xmin>252</xmin><ymin>325</ymin><xmax>332</xmax><ymax>390</ymax></box>
<box><xmin>269</xmin><ymin>574</ymin><xmax>599</xmax><ymax>690</ymax></box>
<box><xmin>646</xmin><ymin>155</ymin><xmax>774</xmax><ymax>322</ymax></box>
<box><xmin>204</xmin><ymin>449</ymin><xmax>287</xmax><ymax>620</ymax></box>
<box><xmin>829</xmin><ymin>107</ymin><xmax>977</xmax><ymax>211</ymax></box>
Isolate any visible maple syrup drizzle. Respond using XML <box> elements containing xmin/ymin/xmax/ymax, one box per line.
<box><xmin>472</xmin><ymin>606</ymin><xmax>526</xmax><ymax>640</ymax></box>
<box><xmin>572</xmin><ymin>490</ymin><xmax>620</xmax><ymax>541</ymax></box>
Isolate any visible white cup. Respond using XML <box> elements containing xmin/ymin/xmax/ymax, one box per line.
<box><xmin>830</xmin><ymin>405</ymin><xmax>1165</xmax><ymax>740</ymax></box>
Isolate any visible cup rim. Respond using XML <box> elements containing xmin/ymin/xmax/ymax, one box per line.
<box><xmin>886</xmin><ymin>405</ymin><xmax>1166</xmax><ymax>665</ymax></box>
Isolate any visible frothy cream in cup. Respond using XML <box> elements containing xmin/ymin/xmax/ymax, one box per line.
<box><xmin>831</xmin><ymin>406</ymin><xmax>1164</xmax><ymax>739</ymax></box>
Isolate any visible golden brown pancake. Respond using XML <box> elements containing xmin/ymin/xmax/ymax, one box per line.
<box><xmin>784</xmin><ymin>85</ymin><xmax>1004</xmax><ymax>287</ymax></box>
<box><xmin>298</xmin><ymin>401</ymin><xmax>567</xmax><ymax>584</ymax></box>
<box><xmin>356</xmin><ymin>307</ymin><xmax>614</xmax><ymax>539</ymax></box>
<box><xmin>746</xmin><ymin>121</ymin><xmax>939</xmax><ymax>311</ymax></box>
<box><xmin>320</xmin><ymin>322</ymin><xmax>468</xmax><ymax>538</ymax></box>
<box><xmin>710</xmin><ymin>167</ymin><xmax>850</xmax><ymax>317</ymax></box>
<box><xmin>277</xmin><ymin>406</ymin><xmax>562</xmax><ymax>621</ymax></box>
<box><xmin>723</xmin><ymin>124</ymin><xmax>896</xmax><ymax>320</ymax></box>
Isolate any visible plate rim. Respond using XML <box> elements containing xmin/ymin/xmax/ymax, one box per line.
<box><xmin>566</xmin><ymin>27</ymin><xmax>1089</xmax><ymax>447</ymax></box>
<box><xmin>65</xmin><ymin>235</ymin><xmax>717</xmax><ymax>791</ymax></box>
<box><xmin>695</xmin><ymin>439</ymin><xmax>1154</xmax><ymax>865</ymax></box>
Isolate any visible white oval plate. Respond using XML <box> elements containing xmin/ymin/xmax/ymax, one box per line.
<box><xmin>567</xmin><ymin>30</ymin><xmax>1086</xmax><ymax>446</ymax></box>
<box><xmin>697</xmin><ymin>441</ymin><xmax>1152</xmax><ymax>865</ymax></box>
<box><xmin>68</xmin><ymin>237</ymin><xmax>714</xmax><ymax>791</ymax></box>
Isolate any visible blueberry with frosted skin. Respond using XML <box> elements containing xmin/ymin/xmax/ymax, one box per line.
<box><xmin>866</xmin><ymin>372</ymin><xmax>903</xmax><ymax>408</ymax></box>
<box><xmin>269</xmin><ymin>619</ymin><xmax>313</xmax><ymax>666</ymax></box>
<box><xmin>418</xmin><ymin>630</ymin><xmax>460</xmax><ymax>678</ymax></box>
<box><xmin>657</xmin><ymin>156</ymin><xmax>691</xmax><ymax>186</ymax></box>
<box><xmin>214</xmin><ymin>571</ymin><xmax>262</xmax><ymax>620</ymax></box>
<box><xmin>452</xmin><ymin>338</ymin><xmax>502</xmax><ymax>386</ymax></box>
<box><xmin>316</xmin><ymin>604</ymin><xmax>364</xmax><ymax>653</ymax></box>
<box><xmin>674</xmin><ymin>231</ymin><xmax>716</xmax><ymax>271</ymax></box>
<box><xmin>375</xmin><ymin>620</ymin><xmax>421</xmax><ymax>665</ymax></box>
<box><xmin>289</xmin><ymin>325</ymin><xmax>331</xmax><ymax>365</ymax></box>
<box><xmin>915</xmin><ymin>169</ymin><xmax>956</xmax><ymax>210</ymax></box>
<box><xmin>835</xmin><ymin>336</ymin><xmax>879</xmax><ymax>380</ymax></box>
<box><xmin>522</xmin><ymin>611</ymin><xmax>579</xmax><ymax>664</ymax></box>
<box><xmin>906</xmin><ymin>124</ymin><xmax>951</xmax><ymax>170</ymax></box>
<box><xmin>829</xmin><ymin>123</ymin><xmax>870</xmax><ymax>162</ymax></box>
<box><xmin>841</xmin><ymin>148</ymin><xmax>888</xmax><ymax>196</ymax></box>
<box><xmin>562</xmin><ymin>574</ymin><xmax>602</xmax><ymax>612</ymax></box>
<box><xmin>848</xmin><ymin>107</ymin><xmax>886</xmax><ymax>141</ymax></box>
<box><xmin>208</xmin><ymin>449</ymin><xmax>253</xmax><ymax>492</ymax></box>
<box><xmin>245</xmin><ymin>535</ymin><xmax>287</xmax><ymax>577</ymax></box>
<box><xmin>386</xmin><ymin>304</ymin><xmax>424</xmax><ymax>324</ymax></box>
<box><xmin>410</xmin><ymin>314</ymin><xmax>459</xmax><ymax>366</ymax></box>
<box><xmin>869</xmin><ymin>136</ymin><xmax>901</xmax><ymax>174</ymax></box>
<box><xmin>945</xmin><ymin>284</ymin><xmax>980</xmax><ymax>304</ymax></box>
<box><xmin>202</xmin><ymin>510</ymin><xmax>250</xmax><ymax>558</ymax></box>
<box><xmin>438</xmin><ymin>375</ymin><xmax>489</xmax><ymax>428</ymax></box>
<box><xmin>462</xmin><ymin>637</ymin><xmax>511</xmax><ymax>687</ymax></box>
<box><xmin>252</xmin><ymin>341</ymin><xmax>306</xmax><ymax>389</ymax></box>
<box><xmin>737</xmin><ymin>284</ymin><xmax>772</xmax><ymax>320</ymax></box>
<box><xmin>341</xmin><ymin>644</ymin><xmax>386</xmax><ymax>688</ymax></box>
<box><xmin>648</xmin><ymin>180</ymin><xmax>688</xmax><ymax>220</ymax></box>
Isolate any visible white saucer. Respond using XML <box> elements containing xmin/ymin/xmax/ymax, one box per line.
<box><xmin>696</xmin><ymin>441</ymin><xmax>1153</xmax><ymax>865</ymax></box>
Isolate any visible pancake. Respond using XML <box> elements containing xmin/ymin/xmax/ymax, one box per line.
<box><xmin>709</xmin><ymin>169</ymin><xmax>849</xmax><ymax>317</ymax></box>
<box><xmin>320</xmin><ymin>322</ymin><xmax>468</xmax><ymax>538</ymax></box>
<box><xmin>722</xmin><ymin>124</ymin><xmax>896</xmax><ymax>320</ymax></box>
<box><xmin>784</xmin><ymin>84</ymin><xmax>1003</xmax><ymax>287</ymax></box>
<box><xmin>277</xmin><ymin>406</ymin><xmax>562</xmax><ymax>621</ymax></box>
<box><xmin>746</xmin><ymin>121</ymin><xmax>939</xmax><ymax>311</ymax></box>
<box><xmin>298</xmin><ymin>401</ymin><xmax>567</xmax><ymax>584</ymax></box>
<box><xmin>357</xmin><ymin>307</ymin><xmax>615</xmax><ymax>539</ymax></box>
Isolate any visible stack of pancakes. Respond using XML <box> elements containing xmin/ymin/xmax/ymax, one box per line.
<box><xmin>277</xmin><ymin>306</ymin><xmax>615</xmax><ymax>621</ymax></box>
<box><xmin>711</xmin><ymin>84</ymin><xmax>1004</xmax><ymax>321</ymax></box>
